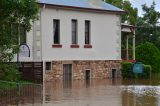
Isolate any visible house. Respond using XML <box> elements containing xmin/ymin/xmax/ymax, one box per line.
<box><xmin>14</xmin><ymin>0</ymin><xmax>126</xmax><ymax>81</ymax></box>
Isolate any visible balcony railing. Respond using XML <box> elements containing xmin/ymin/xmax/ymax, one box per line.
<box><xmin>121</xmin><ymin>49</ymin><xmax>133</xmax><ymax>60</ymax></box>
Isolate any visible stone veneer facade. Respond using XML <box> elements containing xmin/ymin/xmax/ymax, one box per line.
<box><xmin>45</xmin><ymin>60</ymin><xmax>121</xmax><ymax>81</ymax></box>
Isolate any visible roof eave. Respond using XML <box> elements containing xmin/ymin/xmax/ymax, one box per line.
<box><xmin>38</xmin><ymin>3</ymin><xmax>126</xmax><ymax>15</ymax></box>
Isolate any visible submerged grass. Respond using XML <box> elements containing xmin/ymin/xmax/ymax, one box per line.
<box><xmin>0</xmin><ymin>80</ymin><xmax>34</xmax><ymax>89</ymax></box>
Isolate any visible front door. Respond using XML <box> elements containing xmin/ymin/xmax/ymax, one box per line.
<box><xmin>63</xmin><ymin>64</ymin><xmax>72</xmax><ymax>81</ymax></box>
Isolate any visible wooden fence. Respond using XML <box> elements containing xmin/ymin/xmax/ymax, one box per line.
<box><xmin>20</xmin><ymin>62</ymin><xmax>43</xmax><ymax>83</ymax></box>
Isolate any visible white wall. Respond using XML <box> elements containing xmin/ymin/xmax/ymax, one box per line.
<box><xmin>12</xmin><ymin>28</ymin><xmax>34</xmax><ymax>62</ymax></box>
<box><xmin>41</xmin><ymin>8</ymin><xmax>122</xmax><ymax>61</ymax></box>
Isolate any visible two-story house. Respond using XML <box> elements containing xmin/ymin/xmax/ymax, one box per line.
<box><xmin>15</xmin><ymin>0</ymin><xmax>125</xmax><ymax>81</ymax></box>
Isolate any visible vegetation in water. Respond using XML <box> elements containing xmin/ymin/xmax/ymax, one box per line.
<box><xmin>136</xmin><ymin>42</ymin><xmax>160</xmax><ymax>73</ymax></box>
<box><xmin>121</xmin><ymin>62</ymin><xmax>152</xmax><ymax>79</ymax></box>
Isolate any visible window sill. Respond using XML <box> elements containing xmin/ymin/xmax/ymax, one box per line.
<box><xmin>52</xmin><ymin>44</ymin><xmax>62</xmax><ymax>48</ymax></box>
<box><xmin>84</xmin><ymin>44</ymin><xmax>92</xmax><ymax>48</ymax></box>
<box><xmin>70</xmin><ymin>44</ymin><xmax>80</xmax><ymax>48</ymax></box>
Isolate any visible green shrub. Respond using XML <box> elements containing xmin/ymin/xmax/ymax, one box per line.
<box><xmin>121</xmin><ymin>62</ymin><xmax>152</xmax><ymax>79</ymax></box>
<box><xmin>121</xmin><ymin>62</ymin><xmax>134</xmax><ymax>79</ymax></box>
<box><xmin>143</xmin><ymin>65</ymin><xmax>152</xmax><ymax>79</ymax></box>
<box><xmin>136</xmin><ymin>42</ymin><xmax>160</xmax><ymax>73</ymax></box>
<box><xmin>0</xmin><ymin>63</ymin><xmax>21</xmax><ymax>81</ymax></box>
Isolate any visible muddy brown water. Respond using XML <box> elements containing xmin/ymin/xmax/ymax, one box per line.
<box><xmin>1</xmin><ymin>75</ymin><xmax>160</xmax><ymax>106</ymax></box>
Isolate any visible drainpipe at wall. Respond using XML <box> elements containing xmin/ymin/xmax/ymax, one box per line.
<box><xmin>42</xmin><ymin>3</ymin><xmax>46</xmax><ymax>105</ymax></box>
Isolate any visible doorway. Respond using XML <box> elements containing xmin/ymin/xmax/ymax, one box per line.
<box><xmin>85</xmin><ymin>70</ymin><xmax>91</xmax><ymax>80</ymax></box>
<box><xmin>63</xmin><ymin>64</ymin><xmax>72</xmax><ymax>81</ymax></box>
<box><xmin>112</xmin><ymin>69</ymin><xmax>117</xmax><ymax>79</ymax></box>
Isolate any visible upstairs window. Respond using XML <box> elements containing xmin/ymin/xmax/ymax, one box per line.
<box><xmin>53</xmin><ymin>19</ymin><xmax>60</xmax><ymax>44</ymax></box>
<box><xmin>85</xmin><ymin>20</ymin><xmax>90</xmax><ymax>44</ymax></box>
<box><xmin>20</xmin><ymin>25</ymin><xmax>26</xmax><ymax>44</ymax></box>
<box><xmin>12</xmin><ymin>24</ymin><xmax>26</xmax><ymax>45</ymax></box>
<box><xmin>72</xmin><ymin>20</ymin><xmax>78</xmax><ymax>44</ymax></box>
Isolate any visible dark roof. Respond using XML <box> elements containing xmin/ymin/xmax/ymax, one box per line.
<box><xmin>38</xmin><ymin>0</ymin><xmax>125</xmax><ymax>14</ymax></box>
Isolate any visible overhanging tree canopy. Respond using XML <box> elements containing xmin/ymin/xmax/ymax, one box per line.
<box><xmin>0</xmin><ymin>0</ymin><xmax>39</xmax><ymax>62</ymax></box>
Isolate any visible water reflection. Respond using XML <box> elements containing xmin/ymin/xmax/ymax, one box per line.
<box><xmin>85</xmin><ymin>80</ymin><xmax>90</xmax><ymax>88</ymax></box>
<box><xmin>44</xmin><ymin>79</ymin><xmax>160</xmax><ymax>106</ymax></box>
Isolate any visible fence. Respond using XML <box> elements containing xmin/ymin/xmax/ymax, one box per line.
<box><xmin>20</xmin><ymin>62</ymin><xmax>43</xmax><ymax>83</ymax></box>
<box><xmin>0</xmin><ymin>80</ymin><xmax>43</xmax><ymax>106</ymax></box>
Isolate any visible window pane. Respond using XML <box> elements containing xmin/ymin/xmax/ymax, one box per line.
<box><xmin>53</xmin><ymin>20</ymin><xmax>60</xmax><ymax>44</ymax></box>
<box><xmin>20</xmin><ymin>25</ymin><xmax>26</xmax><ymax>44</ymax></box>
<box><xmin>72</xmin><ymin>20</ymin><xmax>77</xmax><ymax>44</ymax></box>
<box><xmin>46</xmin><ymin>62</ymin><xmax>51</xmax><ymax>70</ymax></box>
<box><xmin>12</xmin><ymin>24</ymin><xmax>19</xmax><ymax>45</ymax></box>
<box><xmin>11</xmin><ymin>24</ymin><xmax>26</xmax><ymax>45</ymax></box>
<box><xmin>85</xmin><ymin>20</ymin><xmax>90</xmax><ymax>44</ymax></box>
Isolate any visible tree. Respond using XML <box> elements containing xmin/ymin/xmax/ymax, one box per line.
<box><xmin>136</xmin><ymin>2</ymin><xmax>160</xmax><ymax>48</ymax></box>
<box><xmin>0</xmin><ymin>0</ymin><xmax>39</xmax><ymax>81</ymax></box>
<box><xmin>136</xmin><ymin>42</ymin><xmax>160</xmax><ymax>73</ymax></box>
<box><xmin>142</xmin><ymin>2</ymin><xmax>160</xmax><ymax>26</ymax></box>
<box><xmin>104</xmin><ymin>0</ymin><xmax>138</xmax><ymax>25</ymax></box>
<box><xmin>0</xmin><ymin>0</ymin><xmax>39</xmax><ymax>62</ymax></box>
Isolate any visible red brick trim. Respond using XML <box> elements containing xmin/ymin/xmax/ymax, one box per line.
<box><xmin>84</xmin><ymin>44</ymin><xmax>92</xmax><ymax>48</ymax></box>
<box><xmin>52</xmin><ymin>44</ymin><xmax>62</xmax><ymax>48</ymax></box>
<box><xmin>70</xmin><ymin>44</ymin><xmax>80</xmax><ymax>48</ymax></box>
<box><xmin>123</xmin><ymin>59</ymin><xmax>136</xmax><ymax>63</ymax></box>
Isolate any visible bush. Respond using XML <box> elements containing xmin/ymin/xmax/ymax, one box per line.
<box><xmin>121</xmin><ymin>62</ymin><xmax>152</xmax><ymax>79</ymax></box>
<box><xmin>0</xmin><ymin>63</ymin><xmax>21</xmax><ymax>81</ymax></box>
<box><xmin>136</xmin><ymin>42</ymin><xmax>160</xmax><ymax>73</ymax></box>
<box><xmin>121</xmin><ymin>62</ymin><xmax>134</xmax><ymax>79</ymax></box>
<box><xmin>143</xmin><ymin>65</ymin><xmax>152</xmax><ymax>79</ymax></box>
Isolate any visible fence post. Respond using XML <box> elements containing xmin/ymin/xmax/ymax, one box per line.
<box><xmin>16</xmin><ymin>81</ymin><xmax>20</xmax><ymax>96</ymax></box>
<box><xmin>16</xmin><ymin>81</ymin><xmax>20</xmax><ymax>105</ymax></box>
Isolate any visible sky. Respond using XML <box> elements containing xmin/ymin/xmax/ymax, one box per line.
<box><xmin>129</xmin><ymin>0</ymin><xmax>160</xmax><ymax>16</ymax></box>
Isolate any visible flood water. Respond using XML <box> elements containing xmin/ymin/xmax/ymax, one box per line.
<box><xmin>44</xmin><ymin>77</ymin><xmax>160</xmax><ymax>106</ymax></box>
<box><xmin>1</xmin><ymin>75</ymin><xmax>160</xmax><ymax>106</ymax></box>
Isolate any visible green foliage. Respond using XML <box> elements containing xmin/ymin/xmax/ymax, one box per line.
<box><xmin>0</xmin><ymin>82</ymin><xmax>16</xmax><ymax>89</ymax></box>
<box><xmin>0</xmin><ymin>0</ymin><xmax>39</xmax><ymax>82</ymax></box>
<box><xmin>121</xmin><ymin>62</ymin><xmax>134</xmax><ymax>79</ymax></box>
<box><xmin>136</xmin><ymin>42</ymin><xmax>160</xmax><ymax>73</ymax></box>
<box><xmin>142</xmin><ymin>2</ymin><xmax>160</xmax><ymax>26</ymax></box>
<box><xmin>143</xmin><ymin>65</ymin><xmax>152</xmax><ymax>79</ymax></box>
<box><xmin>0</xmin><ymin>63</ymin><xmax>21</xmax><ymax>81</ymax></box>
<box><xmin>105</xmin><ymin>0</ymin><xmax>138</xmax><ymax>25</ymax></box>
<box><xmin>0</xmin><ymin>0</ymin><xmax>39</xmax><ymax>63</ymax></box>
<box><xmin>136</xmin><ymin>2</ymin><xmax>160</xmax><ymax>48</ymax></box>
<box><xmin>121</xmin><ymin>62</ymin><xmax>152</xmax><ymax>79</ymax></box>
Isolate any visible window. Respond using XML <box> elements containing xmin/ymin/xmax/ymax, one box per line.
<box><xmin>53</xmin><ymin>19</ymin><xmax>60</xmax><ymax>44</ymax></box>
<box><xmin>85</xmin><ymin>20</ymin><xmax>90</xmax><ymax>44</ymax></box>
<box><xmin>20</xmin><ymin>25</ymin><xmax>26</xmax><ymax>44</ymax></box>
<box><xmin>45</xmin><ymin>62</ymin><xmax>51</xmax><ymax>70</ymax></box>
<box><xmin>12</xmin><ymin>24</ymin><xmax>26</xmax><ymax>45</ymax></box>
<box><xmin>72</xmin><ymin>20</ymin><xmax>78</xmax><ymax>44</ymax></box>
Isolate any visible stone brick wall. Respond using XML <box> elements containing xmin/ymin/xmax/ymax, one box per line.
<box><xmin>45</xmin><ymin>60</ymin><xmax>121</xmax><ymax>81</ymax></box>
